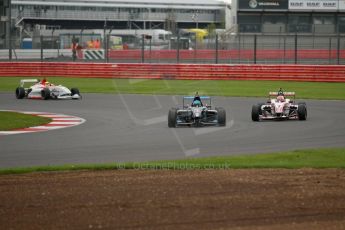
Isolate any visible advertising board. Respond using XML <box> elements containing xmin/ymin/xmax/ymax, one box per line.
<box><xmin>289</xmin><ymin>0</ymin><xmax>339</xmax><ymax>10</ymax></box>
<box><xmin>238</xmin><ymin>0</ymin><xmax>288</xmax><ymax>10</ymax></box>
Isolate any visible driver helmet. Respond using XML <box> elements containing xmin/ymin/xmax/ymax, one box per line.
<box><xmin>277</xmin><ymin>88</ymin><xmax>284</xmax><ymax>96</ymax></box>
<box><xmin>277</xmin><ymin>88</ymin><xmax>285</xmax><ymax>101</ymax></box>
<box><xmin>193</xmin><ymin>100</ymin><xmax>201</xmax><ymax>107</ymax></box>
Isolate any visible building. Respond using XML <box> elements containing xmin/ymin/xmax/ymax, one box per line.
<box><xmin>0</xmin><ymin>0</ymin><xmax>11</xmax><ymax>48</ymax></box>
<box><xmin>234</xmin><ymin>0</ymin><xmax>345</xmax><ymax>34</ymax></box>
<box><xmin>11</xmin><ymin>0</ymin><xmax>231</xmax><ymax>32</ymax></box>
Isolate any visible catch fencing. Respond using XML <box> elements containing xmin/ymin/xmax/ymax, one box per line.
<box><xmin>1</xmin><ymin>34</ymin><xmax>344</xmax><ymax>65</ymax></box>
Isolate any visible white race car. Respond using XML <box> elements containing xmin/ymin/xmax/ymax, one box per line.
<box><xmin>15</xmin><ymin>79</ymin><xmax>81</xmax><ymax>100</ymax></box>
<box><xmin>251</xmin><ymin>90</ymin><xmax>307</xmax><ymax>121</ymax></box>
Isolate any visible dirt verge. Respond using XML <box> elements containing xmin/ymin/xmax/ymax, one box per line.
<box><xmin>1</xmin><ymin>169</ymin><xmax>345</xmax><ymax>229</ymax></box>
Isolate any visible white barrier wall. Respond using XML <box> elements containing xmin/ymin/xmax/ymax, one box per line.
<box><xmin>0</xmin><ymin>49</ymin><xmax>107</xmax><ymax>60</ymax></box>
<box><xmin>0</xmin><ymin>49</ymin><xmax>73</xmax><ymax>60</ymax></box>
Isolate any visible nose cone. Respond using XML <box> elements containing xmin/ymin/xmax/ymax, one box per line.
<box><xmin>275</xmin><ymin>103</ymin><xmax>284</xmax><ymax>113</ymax></box>
<box><xmin>192</xmin><ymin>107</ymin><xmax>202</xmax><ymax>118</ymax></box>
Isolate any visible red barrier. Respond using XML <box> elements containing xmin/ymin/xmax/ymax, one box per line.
<box><xmin>108</xmin><ymin>49</ymin><xmax>345</xmax><ymax>60</ymax></box>
<box><xmin>0</xmin><ymin>62</ymin><xmax>345</xmax><ymax>82</ymax></box>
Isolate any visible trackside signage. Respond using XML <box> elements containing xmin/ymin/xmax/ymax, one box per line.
<box><xmin>238</xmin><ymin>0</ymin><xmax>288</xmax><ymax>10</ymax></box>
<box><xmin>289</xmin><ymin>0</ymin><xmax>339</xmax><ymax>10</ymax></box>
<box><xmin>239</xmin><ymin>0</ymin><xmax>345</xmax><ymax>10</ymax></box>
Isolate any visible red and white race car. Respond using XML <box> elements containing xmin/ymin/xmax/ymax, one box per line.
<box><xmin>15</xmin><ymin>79</ymin><xmax>81</xmax><ymax>100</ymax></box>
<box><xmin>251</xmin><ymin>90</ymin><xmax>307</xmax><ymax>121</ymax></box>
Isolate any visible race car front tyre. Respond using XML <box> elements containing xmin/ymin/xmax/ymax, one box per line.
<box><xmin>216</xmin><ymin>107</ymin><xmax>226</xmax><ymax>126</ymax></box>
<box><xmin>257</xmin><ymin>103</ymin><xmax>264</xmax><ymax>115</ymax></box>
<box><xmin>15</xmin><ymin>87</ymin><xmax>25</xmax><ymax>99</ymax></box>
<box><xmin>41</xmin><ymin>88</ymin><xmax>51</xmax><ymax>100</ymax></box>
<box><xmin>251</xmin><ymin>104</ymin><xmax>260</xmax><ymax>121</ymax></box>
<box><xmin>71</xmin><ymin>88</ymin><xmax>80</xmax><ymax>96</ymax></box>
<box><xmin>297</xmin><ymin>104</ymin><xmax>307</xmax><ymax>120</ymax></box>
<box><xmin>168</xmin><ymin>108</ymin><xmax>177</xmax><ymax>128</ymax></box>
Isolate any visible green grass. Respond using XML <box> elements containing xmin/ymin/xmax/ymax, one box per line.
<box><xmin>0</xmin><ymin>111</ymin><xmax>52</xmax><ymax>131</ymax></box>
<box><xmin>147</xmin><ymin>148</ymin><xmax>345</xmax><ymax>169</ymax></box>
<box><xmin>1</xmin><ymin>77</ymin><xmax>345</xmax><ymax>100</ymax></box>
<box><xmin>1</xmin><ymin>148</ymin><xmax>344</xmax><ymax>175</ymax></box>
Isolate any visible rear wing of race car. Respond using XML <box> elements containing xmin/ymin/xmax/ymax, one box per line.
<box><xmin>183</xmin><ymin>96</ymin><xmax>211</xmax><ymax>99</ymax></box>
<box><xmin>20</xmin><ymin>79</ymin><xmax>40</xmax><ymax>87</ymax></box>
<box><xmin>269</xmin><ymin>92</ymin><xmax>295</xmax><ymax>96</ymax></box>
<box><xmin>183</xmin><ymin>96</ymin><xmax>211</xmax><ymax>108</ymax></box>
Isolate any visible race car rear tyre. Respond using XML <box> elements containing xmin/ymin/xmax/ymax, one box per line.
<box><xmin>41</xmin><ymin>88</ymin><xmax>50</xmax><ymax>100</ymax></box>
<box><xmin>71</xmin><ymin>88</ymin><xmax>80</xmax><ymax>96</ymax></box>
<box><xmin>251</xmin><ymin>104</ymin><xmax>260</xmax><ymax>121</ymax></box>
<box><xmin>216</xmin><ymin>107</ymin><xmax>226</xmax><ymax>126</ymax></box>
<box><xmin>15</xmin><ymin>87</ymin><xmax>25</xmax><ymax>99</ymax></box>
<box><xmin>297</xmin><ymin>104</ymin><xmax>307</xmax><ymax>120</ymax></box>
<box><xmin>168</xmin><ymin>108</ymin><xmax>177</xmax><ymax>128</ymax></box>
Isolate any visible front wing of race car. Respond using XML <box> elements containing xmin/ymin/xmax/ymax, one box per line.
<box><xmin>55</xmin><ymin>94</ymin><xmax>81</xmax><ymax>100</ymax></box>
<box><xmin>175</xmin><ymin>108</ymin><xmax>219</xmax><ymax>126</ymax></box>
<box><xmin>259</xmin><ymin>104</ymin><xmax>299</xmax><ymax>120</ymax></box>
<box><xmin>259</xmin><ymin>113</ymin><xmax>298</xmax><ymax>120</ymax></box>
<box><xmin>169</xmin><ymin>107</ymin><xmax>226</xmax><ymax>127</ymax></box>
<box><xmin>252</xmin><ymin>103</ymin><xmax>307</xmax><ymax>121</ymax></box>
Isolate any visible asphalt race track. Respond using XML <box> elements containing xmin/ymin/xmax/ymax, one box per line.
<box><xmin>1</xmin><ymin>93</ymin><xmax>345</xmax><ymax>168</ymax></box>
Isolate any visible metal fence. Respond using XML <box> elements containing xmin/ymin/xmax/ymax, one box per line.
<box><xmin>1</xmin><ymin>34</ymin><xmax>344</xmax><ymax>65</ymax></box>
